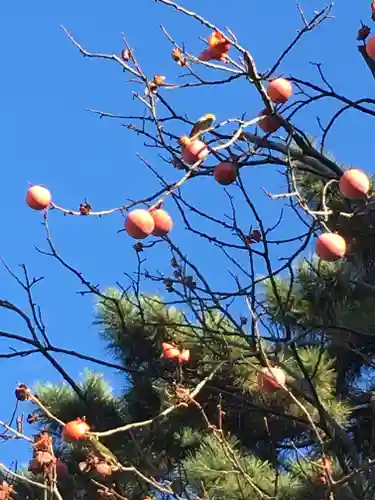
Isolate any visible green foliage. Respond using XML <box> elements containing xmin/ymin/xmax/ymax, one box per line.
<box><xmin>34</xmin><ymin>370</ymin><xmax>122</xmax><ymax>434</ymax></box>
<box><xmin>17</xmin><ymin>258</ymin><xmax>375</xmax><ymax>499</ymax></box>
<box><xmin>184</xmin><ymin>434</ymin><xmax>300</xmax><ymax>499</ymax></box>
<box><xmin>95</xmin><ymin>287</ymin><xmax>193</xmax><ymax>368</ymax></box>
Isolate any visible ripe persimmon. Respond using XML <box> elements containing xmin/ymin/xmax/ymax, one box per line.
<box><xmin>257</xmin><ymin>366</ymin><xmax>286</xmax><ymax>392</ymax></box>
<box><xmin>315</xmin><ymin>233</ymin><xmax>346</xmax><ymax>262</ymax></box>
<box><xmin>267</xmin><ymin>78</ymin><xmax>293</xmax><ymax>104</ymax></box>
<box><xmin>214</xmin><ymin>162</ymin><xmax>238</xmax><ymax>185</ymax></box>
<box><xmin>125</xmin><ymin>209</ymin><xmax>155</xmax><ymax>239</ymax></box>
<box><xmin>162</xmin><ymin>342</ymin><xmax>180</xmax><ymax>359</ymax></box>
<box><xmin>26</xmin><ymin>185</ymin><xmax>51</xmax><ymax>210</ymax></box>
<box><xmin>318</xmin><ymin>458</ymin><xmax>333</xmax><ymax>473</ymax></box>
<box><xmin>180</xmin><ymin>136</ymin><xmax>209</xmax><ymax>165</ymax></box>
<box><xmin>199</xmin><ymin>31</ymin><xmax>230</xmax><ymax>61</ymax></box>
<box><xmin>339</xmin><ymin>169</ymin><xmax>370</xmax><ymax>199</ymax></box>
<box><xmin>178</xmin><ymin>349</ymin><xmax>190</xmax><ymax>362</ymax></box>
<box><xmin>62</xmin><ymin>418</ymin><xmax>90</xmax><ymax>442</ymax></box>
<box><xmin>199</xmin><ymin>48</ymin><xmax>228</xmax><ymax>61</ymax></box>
<box><xmin>95</xmin><ymin>462</ymin><xmax>113</xmax><ymax>477</ymax></box>
<box><xmin>208</xmin><ymin>31</ymin><xmax>230</xmax><ymax>52</ymax></box>
<box><xmin>366</xmin><ymin>34</ymin><xmax>375</xmax><ymax>59</ymax></box>
<box><xmin>314</xmin><ymin>458</ymin><xmax>333</xmax><ymax>485</ymax></box>
<box><xmin>150</xmin><ymin>209</ymin><xmax>173</xmax><ymax>236</ymax></box>
<box><xmin>258</xmin><ymin>109</ymin><xmax>282</xmax><ymax>133</ymax></box>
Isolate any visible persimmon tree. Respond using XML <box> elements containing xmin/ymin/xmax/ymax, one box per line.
<box><xmin>1</xmin><ymin>1</ymin><xmax>375</xmax><ymax>499</ymax></box>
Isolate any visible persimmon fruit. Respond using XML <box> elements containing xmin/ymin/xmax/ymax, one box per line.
<box><xmin>125</xmin><ymin>209</ymin><xmax>155</xmax><ymax>239</ymax></box>
<box><xmin>62</xmin><ymin>418</ymin><xmax>90</xmax><ymax>442</ymax></box>
<box><xmin>267</xmin><ymin>78</ymin><xmax>293</xmax><ymax>104</ymax></box>
<box><xmin>315</xmin><ymin>458</ymin><xmax>332</xmax><ymax>485</ymax></box>
<box><xmin>26</xmin><ymin>185</ymin><xmax>51</xmax><ymax>210</ymax></box>
<box><xmin>366</xmin><ymin>34</ymin><xmax>375</xmax><ymax>59</ymax></box>
<box><xmin>178</xmin><ymin>349</ymin><xmax>190</xmax><ymax>362</ymax></box>
<box><xmin>150</xmin><ymin>209</ymin><xmax>173</xmax><ymax>236</ymax></box>
<box><xmin>339</xmin><ymin>169</ymin><xmax>370</xmax><ymax>199</ymax></box>
<box><xmin>258</xmin><ymin>109</ymin><xmax>282</xmax><ymax>133</ymax></box>
<box><xmin>208</xmin><ymin>31</ymin><xmax>230</xmax><ymax>52</ymax></box>
<box><xmin>162</xmin><ymin>342</ymin><xmax>180</xmax><ymax>359</ymax></box>
<box><xmin>180</xmin><ymin>137</ymin><xmax>209</xmax><ymax>165</ymax></box>
<box><xmin>199</xmin><ymin>31</ymin><xmax>230</xmax><ymax>61</ymax></box>
<box><xmin>319</xmin><ymin>458</ymin><xmax>333</xmax><ymax>473</ymax></box>
<box><xmin>257</xmin><ymin>366</ymin><xmax>286</xmax><ymax>391</ymax></box>
<box><xmin>95</xmin><ymin>462</ymin><xmax>113</xmax><ymax>477</ymax></box>
<box><xmin>214</xmin><ymin>162</ymin><xmax>238</xmax><ymax>185</ymax></box>
<box><xmin>199</xmin><ymin>46</ymin><xmax>228</xmax><ymax>62</ymax></box>
<box><xmin>315</xmin><ymin>233</ymin><xmax>346</xmax><ymax>262</ymax></box>
<box><xmin>199</xmin><ymin>48</ymin><xmax>220</xmax><ymax>61</ymax></box>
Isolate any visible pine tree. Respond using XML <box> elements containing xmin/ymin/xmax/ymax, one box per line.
<box><xmin>2</xmin><ymin>3</ymin><xmax>375</xmax><ymax>500</ymax></box>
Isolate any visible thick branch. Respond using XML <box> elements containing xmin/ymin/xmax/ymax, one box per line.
<box><xmin>240</xmin><ymin>132</ymin><xmax>343</xmax><ymax>178</ymax></box>
<box><xmin>358</xmin><ymin>44</ymin><xmax>375</xmax><ymax>80</ymax></box>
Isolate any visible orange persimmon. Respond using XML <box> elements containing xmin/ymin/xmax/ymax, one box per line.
<box><xmin>315</xmin><ymin>233</ymin><xmax>346</xmax><ymax>262</ymax></box>
<box><xmin>267</xmin><ymin>78</ymin><xmax>293</xmax><ymax>104</ymax></box>
<box><xmin>125</xmin><ymin>209</ymin><xmax>155</xmax><ymax>239</ymax></box>
<box><xmin>26</xmin><ymin>185</ymin><xmax>51</xmax><ymax>210</ymax></box>
<box><xmin>150</xmin><ymin>209</ymin><xmax>173</xmax><ymax>236</ymax></box>
<box><xmin>339</xmin><ymin>169</ymin><xmax>370</xmax><ymax>199</ymax></box>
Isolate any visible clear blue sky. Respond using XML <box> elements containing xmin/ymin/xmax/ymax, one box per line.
<box><xmin>0</xmin><ymin>0</ymin><xmax>373</xmax><ymax>469</ymax></box>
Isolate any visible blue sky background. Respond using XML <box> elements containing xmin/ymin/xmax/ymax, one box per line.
<box><xmin>0</xmin><ymin>0</ymin><xmax>373</xmax><ymax>471</ymax></box>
